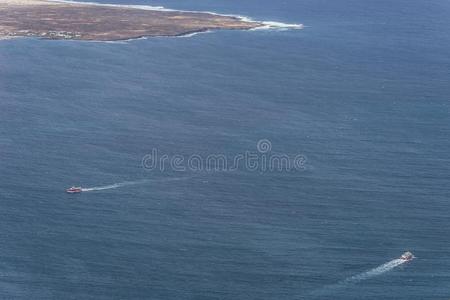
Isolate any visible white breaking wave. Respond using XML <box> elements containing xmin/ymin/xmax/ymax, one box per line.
<box><xmin>176</xmin><ymin>30</ymin><xmax>212</xmax><ymax>38</ymax></box>
<box><xmin>47</xmin><ymin>0</ymin><xmax>304</xmax><ymax>34</ymax></box>
<box><xmin>47</xmin><ymin>0</ymin><xmax>173</xmax><ymax>11</ymax></box>
<box><xmin>343</xmin><ymin>258</ymin><xmax>406</xmax><ymax>283</ymax></box>
<box><xmin>251</xmin><ymin>21</ymin><xmax>304</xmax><ymax>31</ymax></box>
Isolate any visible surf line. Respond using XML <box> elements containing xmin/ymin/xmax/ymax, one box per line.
<box><xmin>48</xmin><ymin>0</ymin><xmax>304</xmax><ymax>31</ymax></box>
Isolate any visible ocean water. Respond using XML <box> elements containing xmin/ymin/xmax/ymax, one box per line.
<box><xmin>0</xmin><ymin>0</ymin><xmax>449</xmax><ymax>299</ymax></box>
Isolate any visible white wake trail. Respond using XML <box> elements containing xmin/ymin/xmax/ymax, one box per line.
<box><xmin>310</xmin><ymin>256</ymin><xmax>412</xmax><ymax>298</ymax></box>
<box><xmin>79</xmin><ymin>176</ymin><xmax>192</xmax><ymax>192</ymax></box>
<box><xmin>343</xmin><ymin>258</ymin><xmax>406</xmax><ymax>283</ymax></box>
<box><xmin>81</xmin><ymin>180</ymin><xmax>144</xmax><ymax>192</ymax></box>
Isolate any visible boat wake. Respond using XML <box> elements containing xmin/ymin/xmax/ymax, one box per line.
<box><xmin>342</xmin><ymin>258</ymin><xmax>406</xmax><ymax>283</ymax></box>
<box><xmin>78</xmin><ymin>176</ymin><xmax>192</xmax><ymax>192</ymax></box>
<box><xmin>81</xmin><ymin>180</ymin><xmax>145</xmax><ymax>192</ymax></box>
<box><xmin>310</xmin><ymin>255</ymin><xmax>413</xmax><ymax>298</ymax></box>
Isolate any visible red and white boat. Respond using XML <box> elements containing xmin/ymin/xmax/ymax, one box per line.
<box><xmin>66</xmin><ymin>186</ymin><xmax>82</xmax><ymax>194</ymax></box>
<box><xmin>400</xmin><ymin>251</ymin><xmax>414</xmax><ymax>261</ymax></box>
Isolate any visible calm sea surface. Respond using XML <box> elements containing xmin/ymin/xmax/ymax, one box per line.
<box><xmin>0</xmin><ymin>0</ymin><xmax>449</xmax><ymax>299</ymax></box>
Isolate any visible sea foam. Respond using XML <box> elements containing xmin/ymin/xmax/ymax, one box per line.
<box><xmin>343</xmin><ymin>258</ymin><xmax>407</xmax><ymax>283</ymax></box>
<box><xmin>310</xmin><ymin>256</ymin><xmax>413</xmax><ymax>298</ymax></box>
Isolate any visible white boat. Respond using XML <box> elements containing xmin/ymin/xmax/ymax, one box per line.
<box><xmin>66</xmin><ymin>186</ymin><xmax>82</xmax><ymax>194</ymax></box>
<box><xmin>400</xmin><ymin>251</ymin><xmax>414</xmax><ymax>261</ymax></box>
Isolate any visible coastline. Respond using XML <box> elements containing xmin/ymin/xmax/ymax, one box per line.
<box><xmin>0</xmin><ymin>0</ymin><xmax>303</xmax><ymax>41</ymax></box>
<box><xmin>51</xmin><ymin>0</ymin><xmax>304</xmax><ymax>31</ymax></box>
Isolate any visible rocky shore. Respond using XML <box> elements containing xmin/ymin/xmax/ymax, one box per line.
<box><xmin>0</xmin><ymin>0</ymin><xmax>263</xmax><ymax>41</ymax></box>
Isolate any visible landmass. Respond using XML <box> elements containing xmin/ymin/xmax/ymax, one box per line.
<box><xmin>0</xmin><ymin>0</ymin><xmax>265</xmax><ymax>41</ymax></box>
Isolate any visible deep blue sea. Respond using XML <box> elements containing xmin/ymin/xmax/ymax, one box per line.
<box><xmin>1</xmin><ymin>0</ymin><xmax>449</xmax><ymax>299</ymax></box>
